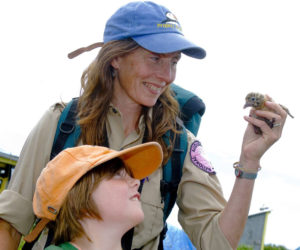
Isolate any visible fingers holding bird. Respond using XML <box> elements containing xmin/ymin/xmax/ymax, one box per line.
<box><xmin>241</xmin><ymin>105</ymin><xmax>284</xmax><ymax>162</ymax></box>
<box><xmin>244</xmin><ymin>97</ymin><xmax>287</xmax><ymax>147</ymax></box>
<box><xmin>248</xmin><ymin>106</ymin><xmax>284</xmax><ymax>137</ymax></box>
<box><xmin>240</xmin><ymin>92</ymin><xmax>290</xmax><ymax>164</ymax></box>
<box><xmin>241</xmin><ymin>112</ymin><xmax>277</xmax><ymax>164</ymax></box>
<box><xmin>260</xmin><ymin>100</ymin><xmax>287</xmax><ymax>125</ymax></box>
<box><xmin>243</xmin><ymin>92</ymin><xmax>291</xmax><ymax>135</ymax></box>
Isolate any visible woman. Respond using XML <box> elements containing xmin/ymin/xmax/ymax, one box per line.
<box><xmin>0</xmin><ymin>1</ymin><xmax>287</xmax><ymax>250</ymax></box>
<box><xmin>24</xmin><ymin>142</ymin><xmax>163</xmax><ymax>250</ymax></box>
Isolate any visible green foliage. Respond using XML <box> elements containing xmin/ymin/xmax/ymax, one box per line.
<box><xmin>264</xmin><ymin>244</ymin><xmax>289</xmax><ymax>250</ymax></box>
<box><xmin>238</xmin><ymin>244</ymin><xmax>289</xmax><ymax>250</ymax></box>
<box><xmin>238</xmin><ymin>245</ymin><xmax>253</xmax><ymax>250</ymax></box>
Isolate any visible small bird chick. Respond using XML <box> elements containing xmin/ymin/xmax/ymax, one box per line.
<box><xmin>244</xmin><ymin>92</ymin><xmax>294</xmax><ymax>134</ymax></box>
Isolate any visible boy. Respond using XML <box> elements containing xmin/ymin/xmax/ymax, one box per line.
<box><xmin>24</xmin><ymin>142</ymin><xmax>163</xmax><ymax>249</ymax></box>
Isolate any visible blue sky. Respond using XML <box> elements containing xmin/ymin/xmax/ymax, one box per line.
<box><xmin>1</xmin><ymin>0</ymin><xmax>299</xmax><ymax>249</ymax></box>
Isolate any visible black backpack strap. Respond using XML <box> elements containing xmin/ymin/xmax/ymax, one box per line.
<box><xmin>121</xmin><ymin>229</ymin><xmax>135</xmax><ymax>250</ymax></box>
<box><xmin>22</xmin><ymin>240</ymin><xmax>35</xmax><ymax>250</ymax></box>
<box><xmin>159</xmin><ymin>122</ymin><xmax>188</xmax><ymax>249</ymax></box>
<box><xmin>160</xmin><ymin>130</ymin><xmax>183</xmax><ymax>220</ymax></box>
<box><xmin>161</xmin><ymin>122</ymin><xmax>187</xmax><ymax>221</ymax></box>
<box><xmin>169</xmin><ymin>127</ymin><xmax>183</xmax><ymax>209</ymax></box>
<box><xmin>158</xmin><ymin>223</ymin><xmax>168</xmax><ymax>250</ymax></box>
<box><xmin>50</xmin><ymin>98</ymin><xmax>79</xmax><ymax>160</ymax></box>
<box><xmin>45</xmin><ymin>227</ymin><xmax>54</xmax><ymax>248</ymax></box>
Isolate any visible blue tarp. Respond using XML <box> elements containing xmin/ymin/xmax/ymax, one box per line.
<box><xmin>163</xmin><ymin>224</ymin><xmax>196</xmax><ymax>250</ymax></box>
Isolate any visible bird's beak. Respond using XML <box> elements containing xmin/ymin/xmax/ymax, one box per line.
<box><xmin>243</xmin><ymin>103</ymin><xmax>251</xmax><ymax>109</ymax></box>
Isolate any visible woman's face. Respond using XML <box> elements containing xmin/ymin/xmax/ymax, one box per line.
<box><xmin>111</xmin><ymin>47</ymin><xmax>181</xmax><ymax>107</ymax></box>
<box><xmin>92</xmin><ymin>168</ymin><xmax>144</xmax><ymax>229</ymax></box>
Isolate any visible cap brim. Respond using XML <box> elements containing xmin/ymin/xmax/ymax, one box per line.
<box><xmin>93</xmin><ymin>142</ymin><xmax>163</xmax><ymax>180</ymax></box>
<box><xmin>132</xmin><ymin>33</ymin><xmax>206</xmax><ymax>59</ymax></box>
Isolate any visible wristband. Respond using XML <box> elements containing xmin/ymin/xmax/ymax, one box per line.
<box><xmin>234</xmin><ymin>168</ymin><xmax>257</xmax><ymax>179</ymax></box>
<box><xmin>233</xmin><ymin>162</ymin><xmax>260</xmax><ymax>179</ymax></box>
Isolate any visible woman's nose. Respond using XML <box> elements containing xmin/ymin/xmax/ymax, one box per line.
<box><xmin>156</xmin><ymin>61</ymin><xmax>176</xmax><ymax>84</ymax></box>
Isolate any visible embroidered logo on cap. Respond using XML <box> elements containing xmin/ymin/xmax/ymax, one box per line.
<box><xmin>157</xmin><ymin>11</ymin><xmax>182</xmax><ymax>31</ymax></box>
<box><xmin>163</xmin><ymin>12</ymin><xmax>179</xmax><ymax>24</ymax></box>
<box><xmin>190</xmin><ymin>141</ymin><xmax>216</xmax><ymax>174</ymax></box>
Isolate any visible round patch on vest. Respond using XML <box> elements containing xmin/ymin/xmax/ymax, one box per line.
<box><xmin>190</xmin><ymin>141</ymin><xmax>216</xmax><ymax>174</ymax></box>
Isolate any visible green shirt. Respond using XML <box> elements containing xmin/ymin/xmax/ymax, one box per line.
<box><xmin>45</xmin><ymin>242</ymin><xmax>78</xmax><ymax>250</ymax></box>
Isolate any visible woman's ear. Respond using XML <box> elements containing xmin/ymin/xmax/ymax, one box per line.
<box><xmin>111</xmin><ymin>57</ymin><xmax>121</xmax><ymax>70</ymax></box>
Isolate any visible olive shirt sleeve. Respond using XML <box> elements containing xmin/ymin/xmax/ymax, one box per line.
<box><xmin>177</xmin><ymin>130</ymin><xmax>232</xmax><ymax>250</ymax></box>
<box><xmin>0</xmin><ymin>104</ymin><xmax>63</xmax><ymax>235</ymax></box>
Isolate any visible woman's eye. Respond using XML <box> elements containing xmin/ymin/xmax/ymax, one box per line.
<box><xmin>150</xmin><ymin>56</ymin><xmax>160</xmax><ymax>62</ymax></box>
<box><xmin>172</xmin><ymin>60</ymin><xmax>178</xmax><ymax>66</ymax></box>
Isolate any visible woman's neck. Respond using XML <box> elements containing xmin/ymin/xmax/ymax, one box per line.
<box><xmin>112</xmin><ymin>88</ymin><xmax>143</xmax><ymax>137</ymax></box>
<box><xmin>119</xmin><ymin>105</ymin><xmax>142</xmax><ymax>137</ymax></box>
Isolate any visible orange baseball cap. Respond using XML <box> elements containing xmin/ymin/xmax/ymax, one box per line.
<box><xmin>24</xmin><ymin>142</ymin><xmax>163</xmax><ymax>243</ymax></box>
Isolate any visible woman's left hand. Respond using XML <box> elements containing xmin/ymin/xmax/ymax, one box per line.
<box><xmin>240</xmin><ymin>99</ymin><xmax>287</xmax><ymax>166</ymax></box>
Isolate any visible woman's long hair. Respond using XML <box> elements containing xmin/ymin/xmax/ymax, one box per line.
<box><xmin>78</xmin><ymin>39</ymin><xmax>180</xmax><ymax>164</ymax></box>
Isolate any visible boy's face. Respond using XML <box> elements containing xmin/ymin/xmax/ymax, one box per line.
<box><xmin>91</xmin><ymin>168</ymin><xmax>144</xmax><ymax>229</ymax></box>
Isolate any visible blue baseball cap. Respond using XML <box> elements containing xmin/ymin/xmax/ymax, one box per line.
<box><xmin>68</xmin><ymin>1</ymin><xmax>206</xmax><ymax>59</ymax></box>
<box><xmin>104</xmin><ymin>1</ymin><xmax>206</xmax><ymax>59</ymax></box>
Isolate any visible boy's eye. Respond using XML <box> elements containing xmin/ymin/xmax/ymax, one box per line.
<box><xmin>116</xmin><ymin>169</ymin><xmax>124</xmax><ymax>175</ymax></box>
<box><xmin>114</xmin><ymin>169</ymin><xmax>127</xmax><ymax>178</ymax></box>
